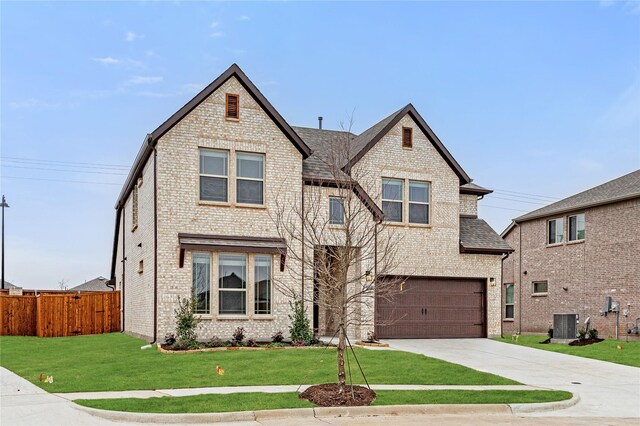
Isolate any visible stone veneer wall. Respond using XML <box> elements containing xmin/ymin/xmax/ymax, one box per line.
<box><xmin>154</xmin><ymin>76</ymin><xmax>304</xmax><ymax>341</ymax></box>
<box><xmin>353</xmin><ymin>115</ymin><xmax>503</xmax><ymax>337</ymax></box>
<box><xmin>502</xmin><ymin>198</ymin><xmax>640</xmax><ymax>338</ymax></box>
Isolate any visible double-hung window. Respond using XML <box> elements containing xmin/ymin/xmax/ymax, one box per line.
<box><xmin>408</xmin><ymin>181</ymin><xmax>430</xmax><ymax>224</ymax></box>
<box><xmin>329</xmin><ymin>197</ymin><xmax>345</xmax><ymax>225</ymax></box>
<box><xmin>382</xmin><ymin>179</ymin><xmax>403</xmax><ymax>222</ymax></box>
<box><xmin>236</xmin><ymin>153</ymin><xmax>264</xmax><ymax>205</ymax></box>
<box><xmin>219</xmin><ymin>254</ymin><xmax>247</xmax><ymax>315</ymax></box>
<box><xmin>547</xmin><ymin>218</ymin><xmax>563</xmax><ymax>244</ymax></box>
<box><xmin>568</xmin><ymin>213</ymin><xmax>585</xmax><ymax>241</ymax></box>
<box><xmin>533</xmin><ymin>281</ymin><xmax>548</xmax><ymax>295</ymax></box>
<box><xmin>254</xmin><ymin>256</ymin><xmax>272</xmax><ymax>315</ymax></box>
<box><xmin>199</xmin><ymin>150</ymin><xmax>228</xmax><ymax>202</ymax></box>
<box><xmin>192</xmin><ymin>253</ymin><xmax>211</xmax><ymax>314</ymax></box>
<box><xmin>505</xmin><ymin>284</ymin><xmax>514</xmax><ymax>319</ymax></box>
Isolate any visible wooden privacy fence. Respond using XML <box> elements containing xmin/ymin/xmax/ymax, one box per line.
<box><xmin>0</xmin><ymin>291</ymin><xmax>120</xmax><ymax>337</ymax></box>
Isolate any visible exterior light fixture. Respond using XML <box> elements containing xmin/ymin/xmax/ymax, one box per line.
<box><xmin>489</xmin><ymin>277</ymin><xmax>496</xmax><ymax>287</ymax></box>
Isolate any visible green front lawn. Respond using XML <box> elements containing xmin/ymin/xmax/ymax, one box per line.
<box><xmin>0</xmin><ymin>333</ymin><xmax>517</xmax><ymax>393</ymax></box>
<box><xmin>495</xmin><ymin>336</ymin><xmax>640</xmax><ymax>367</ymax></box>
<box><xmin>76</xmin><ymin>390</ymin><xmax>572</xmax><ymax>413</ymax></box>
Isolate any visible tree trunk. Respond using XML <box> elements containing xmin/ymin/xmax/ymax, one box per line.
<box><xmin>337</xmin><ymin>322</ymin><xmax>346</xmax><ymax>393</ymax></box>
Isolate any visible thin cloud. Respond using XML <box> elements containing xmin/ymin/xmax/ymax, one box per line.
<box><xmin>182</xmin><ymin>83</ymin><xmax>205</xmax><ymax>93</ymax></box>
<box><xmin>238</xmin><ymin>15</ymin><xmax>250</xmax><ymax>21</ymax></box>
<box><xmin>92</xmin><ymin>56</ymin><xmax>120</xmax><ymax>65</ymax></box>
<box><xmin>9</xmin><ymin>98</ymin><xmax>63</xmax><ymax>110</ymax></box>
<box><xmin>210</xmin><ymin>21</ymin><xmax>220</xmax><ymax>28</ymax></box>
<box><xmin>126</xmin><ymin>76</ymin><xmax>163</xmax><ymax>85</ymax></box>
<box><xmin>210</xmin><ymin>31</ymin><xmax>225</xmax><ymax>38</ymax></box>
<box><xmin>124</xmin><ymin>31</ymin><xmax>144</xmax><ymax>42</ymax></box>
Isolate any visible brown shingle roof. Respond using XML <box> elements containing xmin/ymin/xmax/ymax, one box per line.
<box><xmin>69</xmin><ymin>276</ymin><xmax>112</xmax><ymax>292</ymax></box>
<box><xmin>460</xmin><ymin>217</ymin><xmax>513</xmax><ymax>254</ymax></box>
<box><xmin>460</xmin><ymin>182</ymin><xmax>492</xmax><ymax>195</ymax></box>
<box><xmin>514</xmin><ymin>169</ymin><xmax>640</xmax><ymax>223</ymax></box>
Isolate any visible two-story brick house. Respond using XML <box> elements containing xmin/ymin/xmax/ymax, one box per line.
<box><xmin>501</xmin><ymin>170</ymin><xmax>640</xmax><ymax>338</ymax></box>
<box><xmin>111</xmin><ymin>64</ymin><xmax>511</xmax><ymax>342</ymax></box>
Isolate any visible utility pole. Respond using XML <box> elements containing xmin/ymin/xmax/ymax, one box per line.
<box><xmin>1</xmin><ymin>195</ymin><xmax>9</xmax><ymax>289</ymax></box>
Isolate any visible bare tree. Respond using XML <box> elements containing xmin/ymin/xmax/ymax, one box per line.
<box><xmin>58</xmin><ymin>278</ymin><xmax>68</xmax><ymax>291</ymax></box>
<box><xmin>272</xmin><ymin>118</ymin><xmax>405</xmax><ymax>393</ymax></box>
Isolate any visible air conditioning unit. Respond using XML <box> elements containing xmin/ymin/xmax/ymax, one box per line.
<box><xmin>553</xmin><ymin>313</ymin><xmax>578</xmax><ymax>339</ymax></box>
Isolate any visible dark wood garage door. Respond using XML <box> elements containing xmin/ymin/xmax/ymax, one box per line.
<box><xmin>375</xmin><ymin>277</ymin><xmax>486</xmax><ymax>338</ymax></box>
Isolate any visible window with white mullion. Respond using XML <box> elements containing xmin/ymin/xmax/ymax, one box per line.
<box><xmin>547</xmin><ymin>218</ymin><xmax>564</xmax><ymax>244</ymax></box>
<box><xmin>382</xmin><ymin>178</ymin><xmax>403</xmax><ymax>222</ymax></box>
<box><xmin>218</xmin><ymin>254</ymin><xmax>247</xmax><ymax>315</ymax></box>
<box><xmin>199</xmin><ymin>149</ymin><xmax>228</xmax><ymax>202</ymax></box>
<box><xmin>408</xmin><ymin>180</ymin><xmax>430</xmax><ymax>224</ymax></box>
<box><xmin>236</xmin><ymin>153</ymin><xmax>264</xmax><ymax>205</ymax></box>
<box><xmin>192</xmin><ymin>253</ymin><xmax>211</xmax><ymax>314</ymax></box>
<box><xmin>568</xmin><ymin>213</ymin><xmax>585</xmax><ymax>241</ymax></box>
<box><xmin>254</xmin><ymin>255</ymin><xmax>272</xmax><ymax>315</ymax></box>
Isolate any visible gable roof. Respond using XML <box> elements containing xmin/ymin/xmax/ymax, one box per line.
<box><xmin>69</xmin><ymin>276</ymin><xmax>112</xmax><ymax>292</ymax></box>
<box><xmin>346</xmin><ymin>104</ymin><xmax>471</xmax><ymax>185</ymax></box>
<box><xmin>2</xmin><ymin>280</ymin><xmax>18</xmax><ymax>289</ymax></box>
<box><xmin>459</xmin><ymin>217</ymin><xmax>513</xmax><ymax>254</ymax></box>
<box><xmin>511</xmin><ymin>169</ymin><xmax>640</xmax><ymax>225</ymax></box>
<box><xmin>116</xmin><ymin>63</ymin><xmax>311</xmax><ymax>209</ymax></box>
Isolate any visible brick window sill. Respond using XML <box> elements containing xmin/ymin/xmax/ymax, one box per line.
<box><xmin>567</xmin><ymin>239</ymin><xmax>585</xmax><ymax>245</ymax></box>
<box><xmin>503</xmin><ymin>318</ymin><xmax>515</xmax><ymax>322</ymax></box>
<box><xmin>532</xmin><ymin>293</ymin><xmax>548</xmax><ymax>297</ymax></box>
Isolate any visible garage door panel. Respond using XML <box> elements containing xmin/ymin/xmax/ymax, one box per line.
<box><xmin>375</xmin><ymin>277</ymin><xmax>485</xmax><ymax>339</ymax></box>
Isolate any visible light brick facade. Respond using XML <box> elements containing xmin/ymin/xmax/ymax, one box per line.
<box><xmin>502</xmin><ymin>198</ymin><xmax>640</xmax><ymax>338</ymax></box>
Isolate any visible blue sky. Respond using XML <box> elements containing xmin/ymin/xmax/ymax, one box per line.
<box><xmin>1</xmin><ymin>1</ymin><xmax>639</xmax><ymax>289</ymax></box>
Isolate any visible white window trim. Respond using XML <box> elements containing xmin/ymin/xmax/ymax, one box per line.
<box><xmin>532</xmin><ymin>281</ymin><xmax>548</xmax><ymax>296</ymax></box>
<box><xmin>504</xmin><ymin>283</ymin><xmax>514</xmax><ymax>320</ymax></box>
<box><xmin>253</xmin><ymin>255</ymin><xmax>273</xmax><ymax>316</ymax></box>
<box><xmin>192</xmin><ymin>252</ymin><xmax>212</xmax><ymax>316</ymax></box>
<box><xmin>235</xmin><ymin>152</ymin><xmax>265</xmax><ymax>207</ymax></box>
<box><xmin>199</xmin><ymin>149</ymin><xmax>229</xmax><ymax>203</ymax></box>
<box><xmin>218</xmin><ymin>253</ymin><xmax>248</xmax><ymax>316</ymax></box>
<box><xmin>329</xmin><ymin>196</ymin><xmax>345</xmax><ymax>225</ymax></box>
<box><xmin>547</xmin><ymin>217</ymin><xmax>564</xmax><ymax>245</ymax></box>
<box><xmin>408</xmin><ymin>180</ymin><xmax>430</xmax><ymax>225</ymax></box>
<box><xmin>568</xmin><ymin>213</ymin><xmax>586</xmax><ymax>242</ymax></box>
<box><xmin>382</xmin><ymin>178</ymin><xmax>404</xmax><ymax>223</ymax></box>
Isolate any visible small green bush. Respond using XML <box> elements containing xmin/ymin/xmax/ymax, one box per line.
<box><xmin>288</xmin><ymin>298</ymin><xmax>313</xmax><ymax>345</ymax></box>
<box><xmin>577</xmin><ymin>327</ymin><xmax>587</xmax><ymax>342</ymax></box>
<box><xmin>232</xmin><ymin>327</ymin><xmax>245</xmax><ymax>344</ymax></box>
<box><xmin>588</xmin><ymin>328</ymin><xmax>599</xmax><ymax>340</ymax></box>
<box><xmin>547</xmin><ymin>328</ymin><xmax>554</xmax><ymax>339</ymax></box>
<box><xmin>174</xmin><ymin>297</ymin><xmax>199</xmax><ymax>347</ymax></box>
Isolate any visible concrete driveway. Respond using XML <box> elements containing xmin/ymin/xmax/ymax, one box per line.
<box><xmin>385</xmin><ymin>339</ymin><xmax>640</xmax><ymax>418</ymax></box>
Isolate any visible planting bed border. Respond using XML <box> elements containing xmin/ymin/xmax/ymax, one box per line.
<box><xmin>158</xmin><ymin>344</ymin><xmax>331</xmax><ymax>354</ymax></box>
<box><xmin>356</xmin><ymin>341</ymin><xmax>389</xmax><ymax>348</ymax></box>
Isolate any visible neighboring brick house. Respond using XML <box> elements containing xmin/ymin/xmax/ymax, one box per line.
<box><xmin>501</xmin><ymin>170</ymin><xmax>640</xmax><ymax>338</ymax></box>
<box><xmin>111</xmin><ymin>64</ymin><xmax>511</xmax><ymax>342</ymax></box>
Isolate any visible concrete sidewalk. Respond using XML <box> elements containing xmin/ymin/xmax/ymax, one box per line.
<box><xmin>55</xmin><ymin>384</ymin><xmax>542</xmax><ymax>401</ymax></box>
<box><xmin>385</xmin><ymin>339</ymin><xmax>640</xmax><ymax>418</ymax></box>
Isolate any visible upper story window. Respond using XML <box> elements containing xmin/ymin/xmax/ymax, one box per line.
<box><xmin>219</xmin><ymin>254</ymin><xmax>247</xmax><ymax>315</ymax></box>
<box><xmin>329</xmin><ymin>197</ymin><xmax>345</xmax><ymax>225</ymax></box>
<box><xmin>225</xmin><ymin>93</ymin><xmax>239</xmax><ymax>119</ymax></box>
<box><xmin>382</xmin><ymin>179</ymin><xmax>403</xmax><ymax>222</ymax></box>
<box><xmin>568</xmin><ymin>213</ymin><xmax>585</xmax><ymax>241</ymax></box>
<box><xmin>402</xmin><ymin>127</ymin><xmax>413</xmax><ymax>148</ymax></box>
<box><xmin>547</xmin><ymin>217</ymin><xmax>563</xmax><ymax>244</ymax></box>
<box><xmin>236</xmin><ymin>153</ymin><xmax>264</xmax><ymax>205</ymax></box>
<box><xmin>199</xmin><ymin>149</ymin><xmax>229</xmax><ymax>202</ymax></box>
<box><xmin>408</xmin><ymin>181</ymin><xmax>430</xmax><ymax>224</ymax></box>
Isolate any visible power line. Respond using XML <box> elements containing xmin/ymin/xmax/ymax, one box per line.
<box><xmin>491</xmin><ymin>188</ymin><xmax>561</xmax><ymax>201</ymax></box>
<box><xmin>0</xmin><ymin>156</ymin><xmax>130</xmax><ymax>169</ymax></box>
<box><xmin>485</xmin><ymin>195</ymin><xmax>548</xmax><ymax>205</ymax></box>
<box><xmin>2</xmin><ymin>158</ymin><xmax>130</xmax><ymax>171</ymax></box>
<box><xmin>1</xmin><ymin>165</ymin><xmax>128</xmax><ymax>176</ymax></box>
<box><xmin>480</xmin><ymin>204</ymin><xmax>530</xmax><ymax>213</ymax></box>
<box><xmin>1</xmin><ymin>175</ymin><xmax>121</xmax><ymax>186</ymax></box>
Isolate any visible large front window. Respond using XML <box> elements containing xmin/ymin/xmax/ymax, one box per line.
<box><xmin>199</xmin><ymin>149</ymin><xmax>228</xmax><ymax>202</ymax></box>
<box><xmin>547</xmin><ymin>218</ymin><xmax>563</xmax><ymax>244</ymax></box>
<box><xmin>382</xmin><ymin>179</ymin><xmax>403</xmax><ymax>222</ymax></box>
<box><xmin>219</xmin><ymin>254</ymin><xmax>247</xmax><ymax>315</ymax></box>
<box><xmin>192</xmin><ymin>253</ymin><xmax>211</xmax><ymax>314</ymax></box>
<box><xmin>408</xmin><ymin>181</ymin><xmax>430</xmax><ymax>224</ymax></box>
<box><xmin>568</xmin><ymin>213</ymin><xmax>585</xmax><ymax>241</ymax></box>
<box><xmin>254</xmin><ymin>256</ymin><xmax>272</xmax><ymax>315</ymax></box>
<box><xmin>236</xmin><ymin>153</ymin><xmax>264</xmax><ymax>205</ymax></box>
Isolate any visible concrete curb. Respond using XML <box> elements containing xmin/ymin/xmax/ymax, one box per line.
<box><xmin>74</xmin><ymin>398</ymin><xmax>575</xmax><ymax>424</ymax></box>
<box><xmin>509</xmin><ymin>393</ymin><xmax>580</xmax><ymax>414</ymax></box>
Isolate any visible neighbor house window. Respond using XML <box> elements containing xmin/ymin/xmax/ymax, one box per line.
<box><xmin>192</xmin><ymin>253</ymin><xmax>211</xmax><ymax>314</ymax></box>
<box><xmin>132</xmin><ymin>185</ymin><xmax>139</xmax><ymax>231</ymax></box>
<box><xmin>329</xmin><ymin>197</ymin><xmax>345</xmax><ymax>225</ymax></box>
<box><xmin>505</xmin><ymin>284</ymin><xmax>514</xmax><ymax>319</ymax></box>
<box><xmin>226</xmin><ymin>93</ymin><xmax>239</xmax><ymax>119</ymax></box>
<box><xmin>254</xmin><ymin>256</ymin><xmax>272</xmax><ymax>315</ymax></box>
<box><xmin>382</xmin><ymin>179</ymin><xmax>403</xmax><ymax>222</ymax></box>
<box><xmin>236</xmin><ymin>152</ymin><xmax>264</xmax><ymax>205</ymax></box>
<box><xmin>402</xmin><ymin>127</ymin><xmax>413</xmax><ymax>148</ymax></box>
<box><xmin>533</xmin><ymin>281</ymin><xmax>548</xmax><ymax>295</ymax></box>
<box><xmin>547</xmin><ymin>218</ymin><xmax>563</xmax><ymax>244</ymax></box>
<box><xmin>219</xmin><ymin>254</ymin><xmax>247</xmax><ymax>315</ymax></box>
<box><xmin>199</xmin><ymin>149</ymin><xmax>228</xmax><ymax>202</ymax></box>
<box><xmin>568</xmin><ymin>213</ymin><xmax>585</xmax><ymax>241</ymax></box>
<box><xmin>408</xmin><ymin>180</ymin><xmax>430</xmax><ymax>224</ymax></box>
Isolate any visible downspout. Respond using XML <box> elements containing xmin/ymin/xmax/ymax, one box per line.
<box><xmin>518</xmin><ymin>223</ymin><xmax>522</xmax><ymax>334</ymax></box>
<box><xmin>500</xmin><ymin>251</ymin><xmax>512</xmax><ymax>338</ymax></box>
<box><xmin>121</xmin><ymin>208</ymin><xmax>126</xmax><ymax>332</ymax></box>
<box><xmin>151</xmin><ymin>145</ymin><xmax>158</xmax><ymax>344</ymax></box>
<box><xmin>301</xmin><ymin>178</ymin><xmax>305</xmax><ymax>302</ymax></box>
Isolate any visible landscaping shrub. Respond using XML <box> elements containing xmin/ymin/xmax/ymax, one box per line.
<box><xmin>288</xmin><ymin>299</ymin><xmax>313</xmax><ymax>345</ymax></box>
<box><xmin>272</xmin><ymin>330</ymin><xmax>284</xmax><ymax>343</ymax></box>
<box><xmin>577</xmin><ymin>327</ymin><xmax>587</xmax><ymax>342</ymax></box>
<box><xmin>547</xmin><ymin>328</ymin><xmax>554</xmax><ymax>339</ymax></box>
<box><xmin>588</xmin><ymin>328</ymin><xmax>599</xmax><ymax>340</ymax></box>
<box><xmin>204</xmin><ymin>336</ymin><xmax>227</xmax><ymax>348</ymax></box>
<box><xmin>232</xmin><ymin>327</ymin><xmax>245</xmax><ymax>344</ymax></box>
<box><xmin>292</xmin><ymin>339</ymin><xmax>305</xmax><ymax>347</ymax></box>
<box><xmin>164</xmin><ymin>333</ymin><xmax>176</xmax><ymax>346</ymax></box>
<box><xmin>246</xmin><ymin>338</ymin><xmax>258</xmax><ymax>347</ymax></box>
<box><xmin>174</xmin><ymin>297</ymin><xmax>199</xmax><ymax>347</ymax></box>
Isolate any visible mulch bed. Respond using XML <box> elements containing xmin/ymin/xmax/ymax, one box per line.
<box><xmin>299</xmin><ymin>383</ymin><xmax>376</xmax><ymax>407</ymax></box>
<box><xmin>569</xmin><ymin>338</ymin><xmax>604</xmax><ymax>346</ymax></box>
